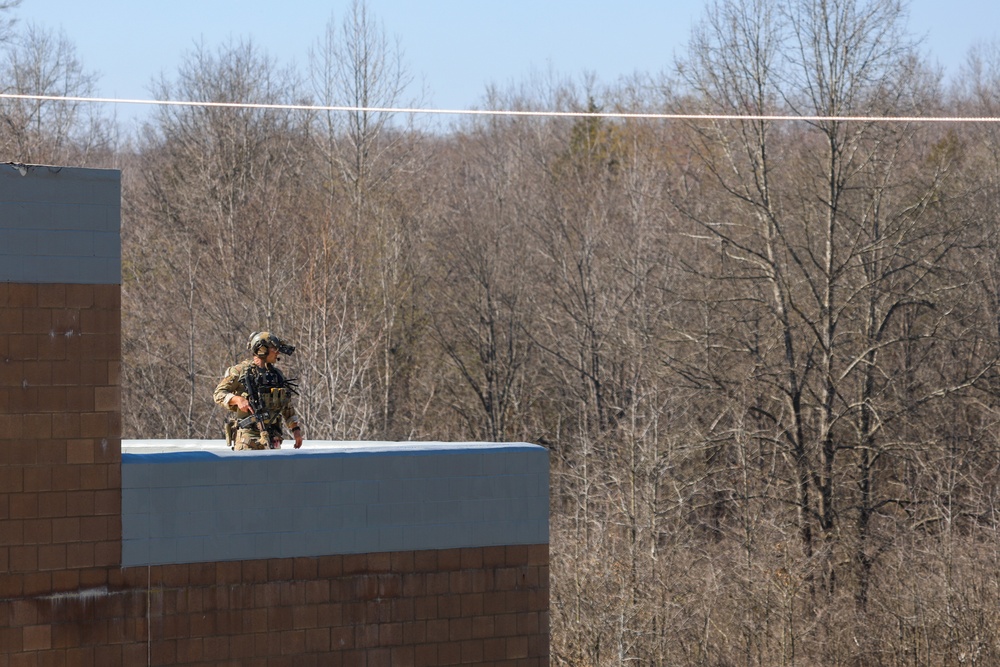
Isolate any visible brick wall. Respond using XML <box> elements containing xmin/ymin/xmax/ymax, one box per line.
<box><xmin>2</xmin><ymin>545</ymin><xmax>548</xmax><ymax>665</ymax></box>
<box><xmin>0</xmin><ymin>165</ymin><xmax>550</xmax><ymax>666</ymax></box>
<box><xmin>0</xmin><ymin>281</ymin><xmax>125</xmax><ymax>661</ymax></box>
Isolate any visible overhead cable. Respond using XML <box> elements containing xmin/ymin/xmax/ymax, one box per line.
<box><xmin>2</xmin><ymin>92</ymin><xmax>1000</xmax><ymax>123</ymax></box>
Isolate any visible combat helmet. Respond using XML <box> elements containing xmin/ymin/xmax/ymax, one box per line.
<box><xmin>247</xmin><ymin>331</ymin><xmax>296</xmax><ymax>358</ymax></box>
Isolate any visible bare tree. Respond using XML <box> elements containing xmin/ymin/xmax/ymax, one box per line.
<box><xmin>0</xmin><ymin>0</ymin><xmax>19</xmax><ymax>42</ymax></box>
<box><xmin>429</xmin><ymin>114</ymin><xmax>540</xmax><ymax>442</ymax></box>
<box><xmin>305</xmin><ymin>0</ymin><xmax>424</xmax><ymax>438</ymax></box>
<box><xmin>672</xmin><ymin>0</ymin><xmax>990</xmax><ymax>624</ymax></box>
<box><xmin>123</xmin><ymin>39</ymin><xmax>307</xmax><ymax>438</ymax></box>
<box><xmin>0</xmin><ymin>23</ymin><xmax>113</xmax><ymax>164</ymax></box>
<box><xmin>308</xmin><ymin>0</ymin><xmax>415</xmax><ymax>209</ymax></box>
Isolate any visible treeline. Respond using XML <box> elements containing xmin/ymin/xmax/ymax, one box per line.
<box><xmin>6</xmin><ymin>0</ymin><xmax>1000</xmax><ymax>663</ymax></box>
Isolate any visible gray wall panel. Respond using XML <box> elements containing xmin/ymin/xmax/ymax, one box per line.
<box><xmin>121</xmin><ymin>441</ymin><xmax>549</xmax><ymax>566</ymax></box>
<box><xmin>0</xmin><ymin>163</ymin><xmax>121</xmax><ymax>284</ymax></box>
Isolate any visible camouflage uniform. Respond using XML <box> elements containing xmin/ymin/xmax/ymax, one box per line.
<box><xmin>214</xmin><ymin>358</ymin><xmax>301</xmax><ymax>450</ymax></box>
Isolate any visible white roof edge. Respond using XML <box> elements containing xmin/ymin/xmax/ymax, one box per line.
<box><xmin>122</xmin><ymin>439</ymin><xmax>546</xmax><ymax>457</ymax></box>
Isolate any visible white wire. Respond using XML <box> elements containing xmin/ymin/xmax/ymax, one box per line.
<box><xmin>2</xmin><ymin>92</ymin><xmax>1000</xmax><ymax>123</ymax></box>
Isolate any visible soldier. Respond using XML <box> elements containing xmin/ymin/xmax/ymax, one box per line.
<box><xmin>214</xmin><ymin>331</ymin><xmax>304</xmax><ymax>450</ymax></box>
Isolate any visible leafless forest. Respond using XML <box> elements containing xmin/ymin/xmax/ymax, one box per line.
<box><xmin>6</xmin><ymin>0</ymin><xmax>1000</xmax><ymax>663</ymax></box>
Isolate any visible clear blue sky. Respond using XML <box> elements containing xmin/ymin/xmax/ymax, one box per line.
<box><xmin>10</xmin><ymin>0</ymin><xmax>1000</xmax><ymax>125</ymax></box>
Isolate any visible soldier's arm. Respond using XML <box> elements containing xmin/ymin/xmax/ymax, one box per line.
<box><xmin>214</xmin><ymin>366</ymin><xmax>247</xmax><ymax>410</ymax></box>
<box><xmin>281</xmin><ymin>404</ymin><xmax>304</xmax><ymax>448</ymax></box>
<box><xmin>281</xmin><ymin>407</ymin><xmax>301</xmax><ymax>433</ymax></box>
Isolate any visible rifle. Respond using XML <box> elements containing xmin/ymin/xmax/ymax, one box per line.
<box><xmin>237</xmin><ymin>366</ymin><xmax>275</xmax><ymax>449</ymax></box>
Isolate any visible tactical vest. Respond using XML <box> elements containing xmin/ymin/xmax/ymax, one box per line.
<box><xmin>240</xmin><ymin>364</ymin><xmax>292</xmax><ymax>432</ymax></box>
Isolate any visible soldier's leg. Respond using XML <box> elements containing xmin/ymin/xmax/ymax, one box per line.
<box><xmin>234</xmin><ymin>429</ymin><xmax>266</xmax><ymax>451</ymax></box>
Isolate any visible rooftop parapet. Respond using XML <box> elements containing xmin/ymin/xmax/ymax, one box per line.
<box><xmin>122</xmin><ymin>439</ymin><xmax>549</xmax><ymax>566</ymax></box>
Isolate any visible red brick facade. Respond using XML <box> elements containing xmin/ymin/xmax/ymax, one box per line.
<box><xmin>0</xmin><ymin>283</ymin><xmax>550</xmax><ymax>666</ymax></box>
